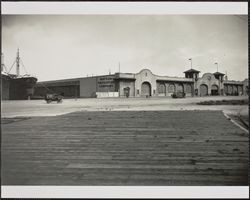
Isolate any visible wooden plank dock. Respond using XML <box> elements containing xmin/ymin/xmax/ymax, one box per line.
<box><xmin>1</xmin><ymin>110</ymin><xmax>249</xmax><ymax>185</ymax></box>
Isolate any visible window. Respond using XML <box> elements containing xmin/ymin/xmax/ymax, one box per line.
<box><xmin>137</xmin><ymin>89</ymin><xmax>139</xmax><ymax>94</ymax></box>
<box><xmin>168</xmin><ymin>84</ymin><xmax>175</xmax><ymax>93</ymax></box>
<box><xmin>177</xmin><ymin>83</ymin><xmax>184</xmax><ymax>92</ymax></box>
<box><xmin>145</xmin><ymin>72</ymin><xmax>147</xmax><ymax>76</ymax></box>
<box><xmin>186</xmin><ymin>84</ymin><xmax>192</xmax><ymax>93</ymax></box>
<box><xmin>158</xmin><ymin>84</ymin><xmax>165</xmax><ymax>93</ymax></box>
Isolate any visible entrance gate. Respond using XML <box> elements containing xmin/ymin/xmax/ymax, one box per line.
<box><xmin>124</xmin><ymin>87</ymin><xmax>130</xmax><ymax>98</ymax></box>
<box><xmin>211</xmin><ymin>85</ymin><xmax>219</xmax><ymax>96</ymax></box>
<box><xmin>200</xmin><ymin>84</ymin><xmax>208</xmax><ymax>96</ymax></box>
<box><xmin>141</xmin><ymin>82</ymin><xmax>151</xmax><ymax>97</ymax></box>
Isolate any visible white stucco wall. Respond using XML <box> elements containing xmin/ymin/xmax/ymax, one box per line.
<box><xmin>134</xmin><ymin>69</ymin><xmax>157</xmax><ymax>97</ymax></box>
<box><xmin>196</xmin><ymin>73</ymin><xmax>221</xmax><ymax>96</ymax></box>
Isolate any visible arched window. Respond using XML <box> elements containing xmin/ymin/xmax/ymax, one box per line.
<box><xmin>176</xmin><ymin>83</ymin><xmax>184</xmax><ymax>92</ymax></box>
<box><xmin>168</xmin><ymin>84</ymin><xmax>175</xmax><ymax>93</ymax></box>
<box><xmin>158</xmin><ymin>84</ymin><xmax>166</xmax><ymax>94</ymax></box>
<box><xmin>186</xmin><ymin>84</ymin><xmax>192</xmax><ymax>93</ymax></box>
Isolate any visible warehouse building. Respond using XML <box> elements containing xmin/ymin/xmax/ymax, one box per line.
<box><xmin>33</xmin><ymin>68</ymin><xmax>248</xmax><ymax>98</ymax></box>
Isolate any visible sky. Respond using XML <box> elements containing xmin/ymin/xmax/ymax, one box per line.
<box><xmin>1</xmin><ymin>15</ymin><xmax>248</xmax><ymax>81</ymax></box>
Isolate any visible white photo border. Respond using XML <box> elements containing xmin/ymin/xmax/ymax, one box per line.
<box><xmin>1</xmin><ymin>1</ymin><xmax>249</xmax><ymax>199</ymax></box>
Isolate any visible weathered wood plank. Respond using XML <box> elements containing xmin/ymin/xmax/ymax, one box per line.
<box><xmin>1</xmin><ymin>110</ymin><xmax>248</xmax><ymax>185</ymax></box>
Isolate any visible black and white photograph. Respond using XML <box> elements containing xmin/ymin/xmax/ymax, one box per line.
<box><xmin>0</xmin><ymin>1</ymin><xmax>249</xmax><ymax>198</ymax></box>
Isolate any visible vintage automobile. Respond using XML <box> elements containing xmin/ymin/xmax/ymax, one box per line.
<box><xmin>171</xmin><ymin>91</ymin><xmax>186</xmax><ymax>98</ymax></box>
<box><xmin>45</xmin><ymin>93</ymin><xmax>63</xmax><ymax>103</ymax></box>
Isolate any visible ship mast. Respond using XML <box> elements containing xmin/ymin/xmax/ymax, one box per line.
<box><xmin>16</xmin><ymin>48</ymin><xmax>20</xmax><ymax>76</ymax></box>
<box><xmin>1</xmin><ymin>53</ymin><xmax>4</xmax><ymax>72</ymax></box>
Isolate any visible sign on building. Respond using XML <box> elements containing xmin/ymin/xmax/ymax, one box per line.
<box><xmin>97</xmin><ymin>75</ymin><xmax>115</xmax><ymax>92</ymax></box>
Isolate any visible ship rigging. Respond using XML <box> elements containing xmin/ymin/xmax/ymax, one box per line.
<box><xmin>1</xmin><ymin>49</ymin><xmax>38</xmax><ymax>100</ymax></box>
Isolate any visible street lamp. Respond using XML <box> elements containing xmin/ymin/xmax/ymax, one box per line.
<box><xmin>189</xmin><ymin>58</ymin><xmax>192</xmax><ymax>69</ymax></box>
<box><xmin>214</xmin><ymin>62</ymin><xmax>221</xmax><ymax>95</ymax></box>
<box><xmin>214</xmin><ymin>62</ymin><xmax>218</xmax><ymax>72</ymax></box>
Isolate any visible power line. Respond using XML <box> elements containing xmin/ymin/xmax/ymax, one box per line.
<box><xmin>20</xmin><ymin>58</ymin><xmax>28</xmax><ymax>74</ymax></box>
<box><xmin>6</xmin><ymin>52</ymin><xmax>30</xmax><ymax>75</ymax></box>
<box><xmin>39</xmin><ymin>82</ymin><xmax>54</xmax><ymax>93</ymax></box>
<box><xmin>7</xmin><ymin>59</ymin><xmax>17</xmax><ymax>74</ymax></box>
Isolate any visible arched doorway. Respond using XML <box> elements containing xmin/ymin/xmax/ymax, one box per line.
<box><xmin>211</xmin><ymin>84</ymin><xmax>219</xmax><ymax>96</ymax></box>
<box><xmin>200</xmin><ymin>84</ymin><xmax>208</xmax><ymax>96</ymax></box>
<box><xmin>124</xmin><ymin>87</ymin><xmax>130</xmax><ymax>98</ymax></box>
<box><xmin>141</xmin><ymin>82</ymin><xmax>151</xmax><ymax>97</ymax></box>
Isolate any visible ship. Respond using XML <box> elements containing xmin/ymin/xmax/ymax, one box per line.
<box><xmin>1</xmin><ymin>49</ymin><xmax>38</xmax><ymax>100</ymax></box>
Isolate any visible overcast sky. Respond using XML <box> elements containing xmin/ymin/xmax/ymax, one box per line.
<box><xmin>2</xmin><ymin>15</ymin><xmax>248</xmax><ymax>81</ymax></box>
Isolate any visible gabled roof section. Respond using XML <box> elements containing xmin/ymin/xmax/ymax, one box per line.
<box><xmin>183</xmin><ymin>68</ymin><xmax>200</xmax><ymax>73</ymax></box>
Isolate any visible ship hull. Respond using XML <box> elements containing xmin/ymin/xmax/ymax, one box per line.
<box><xmin>1</xmin><ymin>74</ymin><xmax>11</xmax><ymax>100</ymax></box>
<box><xmin>1</xmin><ymin>74</ymin><xmax>37</xmax><ymax>100</ymax></box>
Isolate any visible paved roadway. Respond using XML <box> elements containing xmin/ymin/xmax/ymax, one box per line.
<box><xmin>1</xmin><ymin>96</ymin><xmax>248</xmax><ymax>117</ymax></box>
<box><xmin>1</xmin><ymin>96</ymin><xmax>249</xmax><ymax>185</ymax></box>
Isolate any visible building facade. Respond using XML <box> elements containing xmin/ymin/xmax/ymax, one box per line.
<box><xmin>33</xmin><ymin>68</ymin><xmax>248</xmax><ymax>98</ymax></box>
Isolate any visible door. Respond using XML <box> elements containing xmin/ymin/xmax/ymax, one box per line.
<box><xmin>124</xmin><ymin>87</ymin><xmax>130</xmax><ymax>98</ymax></box>
<box><xmin>141</xmin><ymin>82</ymin><xmax>151</xmax><ymax>97</ymax></box>
<box><xmin>200</xmin><ymin>84</ymin><xmax>208</xmax><ymax>96</ymax></box>
<box><xmin>211</xmin><ymin>84</ymin><xmax>219</xmax><ymax>96</ymax></box>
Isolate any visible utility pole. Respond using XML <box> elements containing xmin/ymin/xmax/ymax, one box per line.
<box><xmin>215</xmin><ymin>62</ymin><xmax>218</xmax><ymax>72</ymax></box>
<box><xmin>119</xmin><ymin>62</ymin><xmax>120</xmax><ymax>73</ymax></box>
<box><xmin>189</xmin><ymin>58</ymin><xmax>192</xmax><ymax>69</ymax></box>
<box><xmin>214</xmin><ymin>62</ymin><xmax>221</xmax><ymax>95</ymax></box>
<box><xmin>225</xmin><ymin>70</ymin><xmax>228</xmax><ymax>81</ymax></box>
